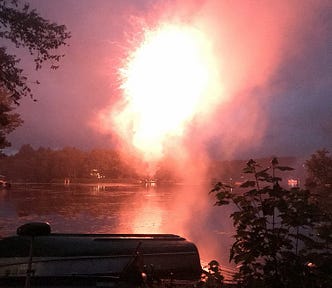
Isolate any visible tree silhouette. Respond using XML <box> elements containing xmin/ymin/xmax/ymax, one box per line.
<box><xmin>0</xmin><ymin>0</ymin><xmax>70</xmax><ymax>148</ymax></box>
<box><xmin>0</xmin><ymin>89</ymin><xmax>22</xmax><ymax>151</ymax></box>
<box><xmin>305</xmin><ymin>149</ymin><xmax>332</xmax><ymax>213</ymax></box>
<box><xmin>211</xmin><ymin>157</ymin><xmax>331</xmax><ymax>288</ymax></box>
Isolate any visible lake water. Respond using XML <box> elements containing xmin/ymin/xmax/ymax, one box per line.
<box><xmin>0</xmin><ymin>183</ymin><xmax>237</xmax><ymax>278</ymax></box>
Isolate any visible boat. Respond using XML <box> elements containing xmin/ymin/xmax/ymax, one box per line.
<box><xmin>0</xmin><ymin>222</ymin><xmax>202</xmax><ymax>287</ymax></box>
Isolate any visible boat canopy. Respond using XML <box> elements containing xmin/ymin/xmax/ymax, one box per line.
<box><xmin>0</xmin><ymin>222</ymin><xmax>202</xmax><ymax>287</ymax></box>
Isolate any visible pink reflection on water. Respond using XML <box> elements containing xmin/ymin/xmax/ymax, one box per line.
<box><xmin>115</xmin><ymin>185</ymin><xmax>175</xmax><ymax>234</ymax></box>
<box><xmin>0</xmin><ymin>183</ymin><xmax>235</xmax><ymax>272</ymax></box>
<box><xmin>129</xmin><ymin>188</ymin><xmax>164</xmax><ymax>233</ymax></box>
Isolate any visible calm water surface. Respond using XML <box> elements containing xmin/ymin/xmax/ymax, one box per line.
<box><xmin>0</xmin><ymin>183</ymin><xmax>180</xmax><ymax>235</ymax></box>
<box><xmin>0</xmin><ymin>183</ymin><xmax>235</xmax><ymax>274</ymax></box>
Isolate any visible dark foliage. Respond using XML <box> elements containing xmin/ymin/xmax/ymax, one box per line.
<box><xmin>0</xmin><ymin>0</ymin><xmax>70</xmax><ymax>102</ymax></box>
<box><xmin>0</xmin><ymin>89</ymin><xmax>22</xmax><ymax>150</ymax></box>
<box><xmin>211</xmin><ymin>157</ymin><xmax>332</xmax><ymax>288</ymax></box>
<box><xmin>0</xmin><ymin>145</ymin><xmax>141</xmax><ymax>182</ymax></box>
<box><xmin>0</xmin><ymin>0</ymin><xmax>70</xmax><ymax>149</ymax></box>
<box><xmin>305</xmin><ymin>149</ymin><xmax>332</xmax><ymax>213</ymax></box>
<box><xmin>199</xmin><ymin>260</ymin><xmax>224</xmax><ymax>288</ymax></box>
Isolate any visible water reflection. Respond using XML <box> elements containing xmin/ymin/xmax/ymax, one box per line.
<box><xmin>123</xmin><ymin>186</ymin><xmax>165</xmax><ymax>233</ymax></box>
<box><xmin>0</xmin><ymin>183</ymin><xmax>236</xmax><ymax>270</ymax></box>
<box><xmin>0</xmin><ymin>183</ymin><xmax>176</xmax><ymax>236</ymax></box>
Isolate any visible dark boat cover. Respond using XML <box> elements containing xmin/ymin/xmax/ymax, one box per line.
<box><xmin>0</xmin><ymin>222</ymin><xmax>202</xmax><ymax>287</ymax></box>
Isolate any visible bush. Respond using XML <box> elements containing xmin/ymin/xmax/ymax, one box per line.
<box><xmin>210</xmin><ymin>158</ymin><xmax>331</xmax><ymax>288</ymax></box>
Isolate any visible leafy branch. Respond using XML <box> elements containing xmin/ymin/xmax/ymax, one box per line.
<box><xmin>210</xmin><ymin>157</ymin><xmax>331</xmax><ymax>287</ymax></box>
<box><xmin>0</xmin><ymin>0</ymin><xmax>71</xmax><ymax>103</ymax></box>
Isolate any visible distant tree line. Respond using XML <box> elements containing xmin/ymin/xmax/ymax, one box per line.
<box><xmin>0</xmin><ymin>144</ymin><xmax>320</xmax><ymax>186</ymax></box>
<box><xmin>0</xmin><ymin>144</ymin><xmax>142</xmax><ymax>183</ymax></box>
<box><xmin>0</xmin><ymin>144</ymin><xmax>187</xmax><ymax>183</ymax></box>
<box><xmin>208</xmin><ymin>156</ymin><xmax>304</xmax><ymax>189</ymax></box>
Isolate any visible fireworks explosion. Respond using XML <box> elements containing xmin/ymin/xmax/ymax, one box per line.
<box><xmin>112</xmin><ymin>21</ymin><xmax>222</xmax><ymax>162</ymax></box>
<box><xmin>97</xmin><ymin>0</ymin><xmax>295</xmax><ymax>167</ymax></box>
<box><xmin>93</xmin><ymin>0</ymin><xmax>329</xmax><ymax>266</ymax></box>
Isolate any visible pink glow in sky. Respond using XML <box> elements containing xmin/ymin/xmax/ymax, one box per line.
<box><xmin>4</xmin><ymin>0</ymin><xmax>331</xmax><ymax>269</ymax></box>
<box><xmin>7</xmin><ymin>0</ymin><xmax>331</xmax><ymax>161</ymax></box>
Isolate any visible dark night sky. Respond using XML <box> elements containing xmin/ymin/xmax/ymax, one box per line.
<box><xmin>5</xmin><ymin>0</ymin><xmax>332</xmax><ymax>160</ymax></box>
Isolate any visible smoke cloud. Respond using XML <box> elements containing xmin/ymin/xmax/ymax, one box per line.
<box><xmin>7</xmin><ymin>0</ymin><xmax>330</xmax><ymax>268</ymax></box>
<box><xmin>98</xmin><ymin>0</ymin><xmax>330</xmax><ymax>162</ymax></box>
<box><xmin>94</xmin><ymin>0</ymin><xmax>331</xmax><ymax>266</ymax></box>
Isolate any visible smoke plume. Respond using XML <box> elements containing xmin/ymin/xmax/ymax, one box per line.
<box><xmin>95</xmin><ymin>0</ymin><xmax>330</xmax><ymax>265</ymax></box>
